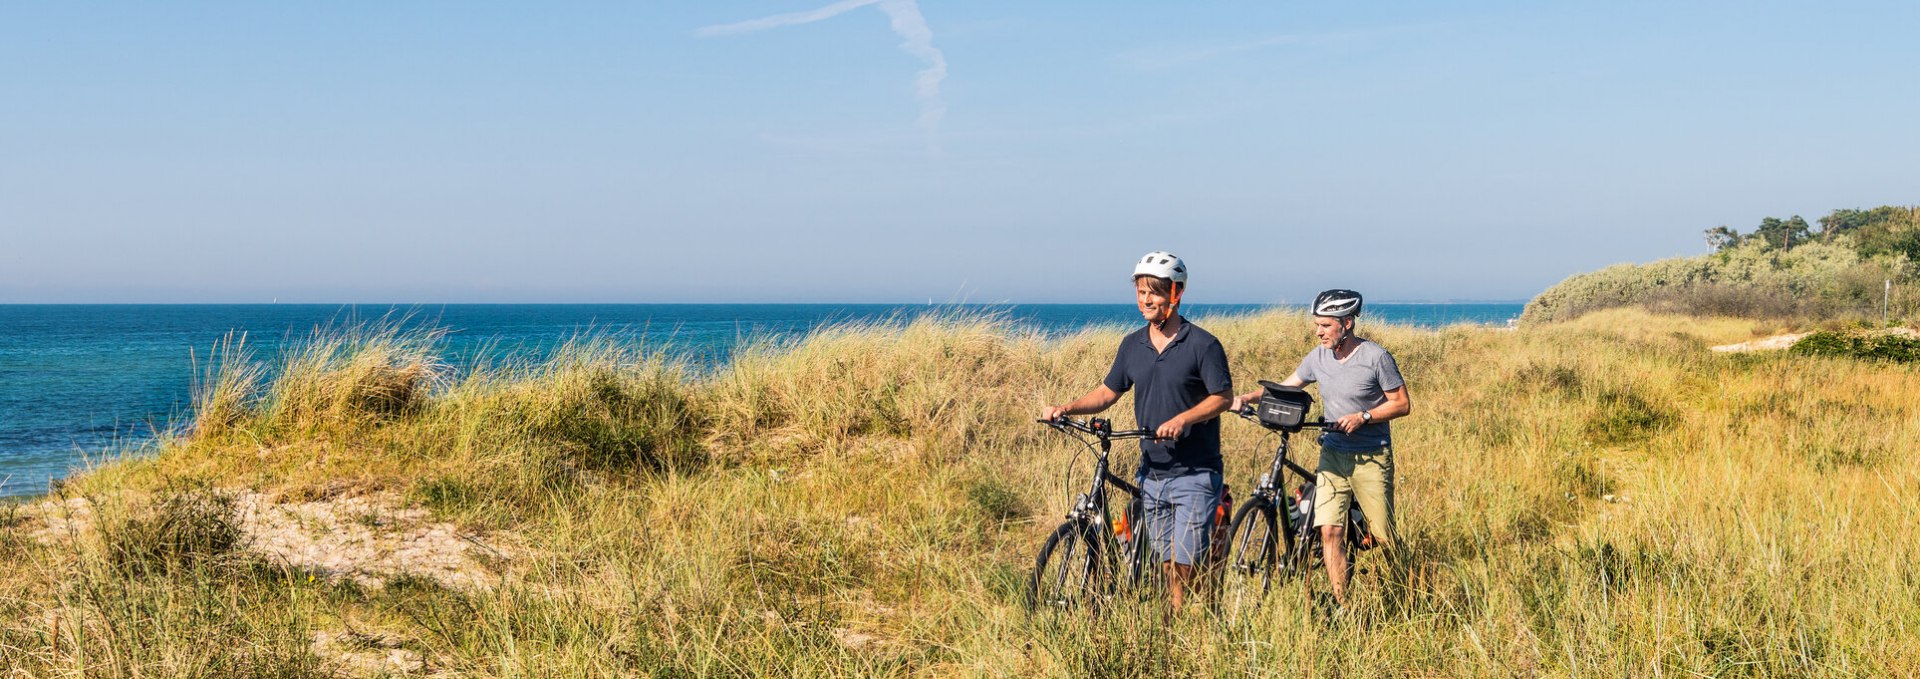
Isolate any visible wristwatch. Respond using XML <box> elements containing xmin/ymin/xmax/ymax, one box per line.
<box><xmin>1360</xmin><ymin>411</ymin><xmax>1373</xmax><ymax>423</ymax></box>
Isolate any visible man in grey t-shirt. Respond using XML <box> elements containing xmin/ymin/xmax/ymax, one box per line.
<box><xmin>1232</xmin><ymin>289</ymin><xmax>1412</xmax><ymax>606</ymax></box>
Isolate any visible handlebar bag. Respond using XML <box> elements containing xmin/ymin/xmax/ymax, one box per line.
<box><xmin>1256</xmin><ymin>381</ymin><xmax>1314</xmax><ymax>430</ymax></box>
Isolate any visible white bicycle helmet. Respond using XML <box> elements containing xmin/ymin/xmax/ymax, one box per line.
<box><xmin>1312</xmin><ymin>289</ymin><xmax>1364</xmax><ymax>318</ymax></box>
<box><xmin>1132</xmin><ymin>251</ymin><xmax>1188</xmax><ymax>284</ymax></box>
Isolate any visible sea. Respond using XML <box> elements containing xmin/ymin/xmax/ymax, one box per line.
<box><xmin>0</xmin><ymin>303</ymin><xmax>1522</xmax><ymax>498</ymax></box>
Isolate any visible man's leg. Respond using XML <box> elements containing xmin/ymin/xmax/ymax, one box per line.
<box><xmin>1320</xmin><ymin>523</ymin><xmax>1349</xmax><ymax>603</ymax></box>
<box><xmin>1350</xmin><ymin>448</ymin><xmax>1398</xmax><ymax>549</ymax></box>
<box><xmin>1313</xmin><ymin>452</ymin><xmax>1358</xmax><ymax>605</ymax></box>
<box><xmin>1164</xmin><ymin>562</ymin><xmax>1195</xmax><ymax>610</ymax></box>
<box><xmin>1160</xmin><ymin>471</ymin><xmax>1221</xmax><ymax>611</ymax></box>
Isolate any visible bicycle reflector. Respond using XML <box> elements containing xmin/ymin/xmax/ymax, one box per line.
<box><xmin>1255</xmin><ymin>381</ymin><xmax>1314</xmax><ymax>431</ymax></box>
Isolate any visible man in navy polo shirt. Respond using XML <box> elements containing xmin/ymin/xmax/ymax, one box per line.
<box><xmin>1041</xmin><ymin>251</ymin><xmax>1234</xmax><ymax>610</ymax></box>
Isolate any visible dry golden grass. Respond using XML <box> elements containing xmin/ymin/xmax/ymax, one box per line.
<box><xmin>3</xmin><ymin>308</ymin><xmax>1916</xmax><ymax>677</ymax></box>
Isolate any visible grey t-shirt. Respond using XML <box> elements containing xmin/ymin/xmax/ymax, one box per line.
<box><xmin>1294</xmin><ymin>339</ymin><xmax>1404</xmax><ymax>451</ymax></box>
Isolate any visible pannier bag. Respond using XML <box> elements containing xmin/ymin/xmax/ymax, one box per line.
<box><xmin>1255</xmin><ymin>381</ymin><xmax>1314</xmax><ymax>431</ymax></box>
<box><xmin>1208</xmin><ymin>484</ymin><xmax>1234</xmax><ymax>565</ymax></box>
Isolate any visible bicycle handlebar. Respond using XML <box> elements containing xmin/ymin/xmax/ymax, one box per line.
<box><xmin>1231</xmin><ymin>405</ymin><xmax>1337</xmax><ymax>431</ymax></box>
<box><xmin>1035</xmin><ymin>417</ymin><xmax>1161</xmax><ymax>440</ymax></box>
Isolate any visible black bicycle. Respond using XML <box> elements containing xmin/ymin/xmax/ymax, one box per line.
<box><xmin>1220</xmin><ymin>382</ymin><xmax>1375</xmax><ymax>616</ymax></box>
<box><xmin>1026</xmin><ymin>417</ymin><xmax>1158</xmax><ymax>612</ymax></box>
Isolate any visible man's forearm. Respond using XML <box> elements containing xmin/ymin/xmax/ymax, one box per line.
<box><xmin>1368</xmin><ymin>388</ymin><xmax>1412</xmax><ymax>422</ymax></box>
<box><xmin>1061</xmin><ymin>387</ymin><xmax>1119</xmax><ymax>416</ymax></box>
<box><xmin>1175</xmin><ymin>394</ymin><xmax>1232</xmax><ymax>426</ymax></box>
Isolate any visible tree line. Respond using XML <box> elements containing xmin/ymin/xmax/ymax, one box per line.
<box><xmin>1705</xmin><ymin>205</ymin><xmax>1920</xmax><ymax>260</ymax></box>
<box><xmin>1524</xmin><ymin>204</ymin><xmax>1918</xmax><ymax>324</ymax></box>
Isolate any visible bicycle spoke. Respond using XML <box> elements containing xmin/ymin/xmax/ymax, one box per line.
<box><xmin>1220</xmin><ymin>500</ymin><xmax>1283</xmax><ymax>620</ymax></box>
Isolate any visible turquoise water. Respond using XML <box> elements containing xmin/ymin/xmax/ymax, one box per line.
<box><xmin>0</xmin><ymin>303</ymin><xmax>1520</xmax><ymax>497</ymax></box>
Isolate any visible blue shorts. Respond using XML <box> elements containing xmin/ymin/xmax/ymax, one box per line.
<box><xmin>1139</xmin><ymin>470</ymin><xmax>1222</xmax><ymax>566</ymax></box>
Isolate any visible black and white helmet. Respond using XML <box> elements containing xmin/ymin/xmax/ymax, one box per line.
<box><xmin>1312</xmin><ymin>289</ymin><xmax>1364</xmax><ymax>318</ymax></box>
<box><xmin>1132</xmin><ymin>251</ymin><xmax>1188</xmax><ymax>284</ymax></box>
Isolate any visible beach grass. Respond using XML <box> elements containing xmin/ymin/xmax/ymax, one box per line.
<box><xmin>2</xmin><ymin>307</ymin><xmax>1916</xmax><ymax>676</ymax></box>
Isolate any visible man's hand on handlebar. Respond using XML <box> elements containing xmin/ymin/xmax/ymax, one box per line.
<box><xmin>1330</xmin><ymin>412</ymin><xmax>1364</xmax><ymax>433</ymax></box>
<box><xmin>1155</xmin><ymin>416</ymin><xmax>1188</xmax><ymax>441</ymax></box>
<box><xmin>1040</xmin><ymin>405</ymin><xmax>1069</xmax><ymax>422</ymax></box>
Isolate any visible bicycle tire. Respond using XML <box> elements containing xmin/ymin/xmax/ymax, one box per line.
<box><xmin>1286</xmin><ymin>501</ymin><xmax>1315</xmax><ymax>575</ymax></box>
<box><xmin>1028</xmin><ymin>520</ymin><xmax>1104</xmax><ymax>612</ymax></box>
<box><xmin>1220</xmin><ymin>498</ymin><xmax>1285</xmax><ymax>615</ymax></box>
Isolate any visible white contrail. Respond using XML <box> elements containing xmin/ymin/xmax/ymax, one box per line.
<box><xmin>875</xmin><ymin>0</ymin><xmax>946</xmax><ymax>137</ymax></box>
<box><xmin>693</xmin><ymin>0</ymin><xmax>879</xmax><ymax>37</ymax></box>
<box><xmin>697</xmin><ymin>0</ymin><xmax>947</xmax><ymax>144</ymax></box>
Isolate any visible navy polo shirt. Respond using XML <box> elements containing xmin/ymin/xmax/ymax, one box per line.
<box><xmin>1102</xmin><ymin>320</ymin><xmax>1234</xmax><ymax>480</ymax></box>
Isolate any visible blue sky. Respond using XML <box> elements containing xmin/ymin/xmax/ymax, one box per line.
<box><xmin>3</xmin><ymin>1</ymin><xmax>1916</xmax><ymax>304</ymax></box>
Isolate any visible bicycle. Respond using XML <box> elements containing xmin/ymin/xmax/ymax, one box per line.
<box><xmin>1026</xmin><ymin>416</ymin><xmax>1158</xmax><ymax>612</ymax></box>
<box><xmin>1219</xmin><ymin>381</ymin><xmax>1375</xmax><ymax>616</ymax></box>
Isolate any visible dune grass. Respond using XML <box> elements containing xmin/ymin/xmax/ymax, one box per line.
<box><xmin>2</xmin><ymin>307</ymin><xmax>1916</xmax><ymax>676</ymax></box>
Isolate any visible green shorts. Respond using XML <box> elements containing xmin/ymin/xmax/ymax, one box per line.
<box><xmin>1312</xmin><ymin>446</ymin><xmax>1398</xmax><ymax>546</ymax></box>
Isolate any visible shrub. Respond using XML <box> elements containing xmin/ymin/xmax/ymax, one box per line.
<box><xmin>1523</xmin><ymin>238</ymin><xmax>1909</xmax><ymax>324</ymax></box>
<box><xmin>1807</xmin><ymin>442</ymin><xmax>1886</xmax><ymax>472</ymax></box>
<box><xmin>98</xmin><ymin>484</ymin><xmax>246</xmax><ymax>576</ymax></box>
<box><xmin>412</xmin><ymin>476</ymin><xmax>479</xmax><ymax>515</ymax></box>
<box><xmin>1789</xmin><ymin>331</ymin><xmax>1920</xmax><ymax>363</ymax></box>
<box><xmin>475</xmin><ymin>343</ymin><xmax>706</xmax><ymax>473</ymax></box>
<box><xmin>1640</xmin><ymin>282</ymin><xmax>1819</xmax><ymax>320</ymax></box>
<box><xmin>1583</xmin><ymin>390</ymin><xmax>1672</xmax><ymax>445</ymax></box>
<box><xmin>260</xmin><ymin>321</ymin><xmax>448</xmax><ymax>431</ymax></box>
<box><xmin>1511</xmin><ymin>361</ymin><xmax>1584</xmax><ymax>396</ymax></box>
<box><xmin>965</xmin><ymin>478</ymin><xmax>1026</xmax><ymax>523</ymax></box>
<box><xmin>1552</xmin><ymin>450</ymin><xmax>1613</xmax><ymax>497</ymax></box>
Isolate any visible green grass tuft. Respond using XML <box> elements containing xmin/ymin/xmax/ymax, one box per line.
<box><xmin>96</xmin><ymin>482</ymin><xmax>246</xmax><ymax>576</ymax></box>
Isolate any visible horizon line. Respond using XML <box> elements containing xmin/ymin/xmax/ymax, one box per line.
<box><xmin>0</xmin><ymin>299</ymin><xmax>1532</xmax><ymax>306</ymax></box>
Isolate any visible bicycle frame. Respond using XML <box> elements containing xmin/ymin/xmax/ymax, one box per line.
<box><xmin>1243</xmin><ymin>422</ymin><xmax>1322</xmax><ymax>507</ymax></box>
<box><xmin>1030</xmin><ymin>417</ymin><xmax>1158</xmax><ymax>608</ymax></box>
<box><xmin>1228</xmin><ymin>407</ymin><xmax>1372</xmax><ymax>592</ymax></box>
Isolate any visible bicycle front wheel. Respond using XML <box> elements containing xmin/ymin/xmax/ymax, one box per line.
<box><xmin>1220</xmin><ymin>499</ymin><xmax>1287</xmax><ymax>615</ymax></box>
<box><xmin>1028</xmin><ymin>521</ymin><xmax>1105</xmax><ymax>612</ymax></box>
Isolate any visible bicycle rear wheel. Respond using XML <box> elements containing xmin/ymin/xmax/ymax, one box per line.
<box><xmin>1028</xmin><ymin>521</ymin><xmax>1105</xmax><ymax>612</ymax></box>
<box><xmin>1220</xmin><ymin>499</ymin><xmax>1287</xmax><ymax>616</ymax></box>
